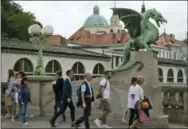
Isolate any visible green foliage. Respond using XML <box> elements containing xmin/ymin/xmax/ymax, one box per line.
<box><xmin>1</xmin><ymin>0</ymin><xmax>43</xmax><ymax>41</ymax></box>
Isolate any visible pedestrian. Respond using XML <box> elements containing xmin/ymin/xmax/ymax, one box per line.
<box><xmin>129</xmin><ymin>75</ymin><xmax>147</xmax><ymax>129</ymax></box>
<box><xmin>127</xmin><ymin>77</ymin><xmax>139</xmax><ymax>127</ymax></box>
<box><xmin>16</xmin><ymin>77</ymin><xmax>31</xmax><ymax>126</ymax></box>
<box><xmin>13</xmin><ymin>72</ymin><xmax>27</xmax><ymax>121</ymax></box>
<box><xmin>4</xmin><ymin>69</ymin><xmax>15</xmax><ymax>119</ymax></box>
<box><xmin>52</xmin><ymin>70</ymin><xmax>66</xmax><ymax>122</ymax></box>
<box><xmin>49</xmin><ymin>70</ymin><xmax>75</xmax><ymax>127</ymax></box>
<box><xmin>94</xmin><ymin>71</ymin><xmax>112</xmax><ymax>128</ymax></box>
<box><xmin>74</xmin><ymin>73</ymin><xmax>95</xmax><ymax>129</ymax></box>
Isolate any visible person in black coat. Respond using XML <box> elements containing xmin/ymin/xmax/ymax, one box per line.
<box><xmin>52</xmin><ymin>70</ymin><xmax>66</xmax><ymax>122</ymax></box>
<box><xmin>50</xmin><ymin>70</ymin><xmax>75</xmax><ymax>127</ymax></box>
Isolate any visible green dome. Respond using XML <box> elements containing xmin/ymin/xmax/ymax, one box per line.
<box><xmin>83</xmin><ymin>5</ymin><xmax>109</xmax><ymax>27</ymax></box>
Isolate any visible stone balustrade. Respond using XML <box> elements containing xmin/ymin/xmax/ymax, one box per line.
<box><xmin>161</xmin><ymin>83</ymin><xmax>187</xmax><ymax>124</ymax></box>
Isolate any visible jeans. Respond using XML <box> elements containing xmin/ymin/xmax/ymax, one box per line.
<box><xmin>75</xmin><ymin>103</ymin><xmax>91</xmax><ymax>129</ymax></box>
<box><xmin>129</xmin><ymin>108</ymin><xmax>139</xmax><ymax>126</ymax></box>
<box><xmin>51</xmin><ymin>98</ymin><xmax>75</xmax><ymax>124</ymax></box>
<box><xmin>14</xmin><ymin>102</ymin><xmax>28</xmax><ymax>123</ymax></box>
<box><xmin>54</xmin><ymin>99</ymin><xmax>66</xmax><ymax>121</ymax></box>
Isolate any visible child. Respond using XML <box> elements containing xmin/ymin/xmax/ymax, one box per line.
<box><xmin>17</xmin><ymin>77</ymin><xmax>31</xmax><ymax>125</ymax></box>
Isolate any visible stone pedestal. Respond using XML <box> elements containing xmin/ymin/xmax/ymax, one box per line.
<box><xmin>91</xmin><ymin>51</ymin><xmax>169</xmax><ymax>128</ymax></box>
<box><xmin>27</xmin><ymin>76</ymin><xmax>55</xmax><ymax>116</ymax></box>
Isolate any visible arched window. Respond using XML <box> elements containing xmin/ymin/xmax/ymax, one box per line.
<box><xmin>177</xmin><ymin>70</ymin><xmax>183</xmax><ymax>83</ymax></box>
<box><xmin>72</xmin><ymin>62</ymin><xmax>85</xmax><ymax>81</ymax></box>
<box><xmin>167</xmin><ymin>69</ymin><xmax>174</xmax><ymax>82</ymax></box>
<box><xmin>45</xmin><ymin>60</ymin><xmax>62</xmax><ymax>75</ymax></box>
<box><xmin>13</xmin><ymin>58</ymin><xmax>34</xmax><ymax>74</ymax></box>
<box><xmin>93</xmin><ymin>63</ymin><xmax>105</xmax><ymax>78</ymax></box>
<box><xmin>158</xmin><ymin>68</ymin><xmax>163</xmax><ymax>82</ymax></box>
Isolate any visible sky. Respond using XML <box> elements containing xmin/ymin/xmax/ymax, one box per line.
<box><xmin>15</xmin><ymin>1</ymin><xmax>187</xmax><ymax>40</ymax></box>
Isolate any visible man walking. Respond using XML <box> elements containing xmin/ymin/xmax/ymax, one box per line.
<box><xmin>94</xmin><ymin>71</ymin><xmax>112</xmax><ymax>128</ymax></box>
<box><xmin>52</xmin><ymin>70</ymin><xmax>66</xmax><ymax>122</ymax></box>
<box><xmin>50</xmin><ymin>70</ymin><xmax>75</xmax><ymax>127</ymax></box>
<box><xmin>74</xmin><ymin>73</ymin><xmax>94</xmax><ymax>129</ymax></box>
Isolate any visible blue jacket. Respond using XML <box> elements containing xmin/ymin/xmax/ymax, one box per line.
<box><xmin>63</xmin><ymin>78</ymin><xmax>72</xmax><ymax>99</ymax></box>
<box><xmin>19</xmin><ymin>85</ymin><xmax>31</xmax><ymax>104</ymax></box>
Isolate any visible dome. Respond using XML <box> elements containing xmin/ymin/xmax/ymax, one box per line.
<box><xmin>83</xmin><ymin>5</ymin><xmax>109</xmax><ymax>27</ymax></box>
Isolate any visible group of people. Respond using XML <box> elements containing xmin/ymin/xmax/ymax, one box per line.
<box><xmin>49</xmin><ymin>70</ymin><xmax>112</xmax><ymax>129</ymax></box>
<box><xmin>4</xmin><ymin>69</ymin><xmax>31</xmax><ymax>125</ymax></box>
<box><xmin>4</xmin><ymin>68</ymin><xmax>152</xmax><ymax>128</ymax></box>
<box><xmin>127</xmin><ymin>76</ymin><xmax>152</xmax><ymax>129</ymax></box>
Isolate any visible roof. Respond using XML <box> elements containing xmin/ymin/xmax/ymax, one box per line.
<box><xmin>67</xmin><ymin>27</ymin><xmax>131</xmax><ymax>45</ymax></box>
<box><xmin>155</xmin><ymin>32</ymin><xmax>186</xmax><ymax>47</ymax></box>
<box><xmin>1</xmin><ymin>39</ymin><xmax>110</xmax><ymax>59</ymax></box>
<box><xmin>67</xmin><ymin>28</ymin><xmax>186</xmax><ymax>47</ymax></box>
<box><xmin>51</xmin><ymin>35</ymin><xmax>66</xmax><ymax>46</ymax></box>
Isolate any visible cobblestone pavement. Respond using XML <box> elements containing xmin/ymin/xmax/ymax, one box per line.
<box><xmin>1</xmin><ymin>116</ymin><xmax>188</xmax><ymax>128</ymax></box>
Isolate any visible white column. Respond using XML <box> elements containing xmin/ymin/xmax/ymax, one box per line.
<box><xmin>119</xmin><ymin>57</ymin><xmax>121</xmax><ymax>66</ymax></box>
<box><xmin>113</xmin><ymin>56</ymin><xmax>116</xmax><ymax>69</ymax></box>
<box><xmin>174</xmin><ymin>68</ymin><xmax>177</xmax><ymax>83</ymax></box>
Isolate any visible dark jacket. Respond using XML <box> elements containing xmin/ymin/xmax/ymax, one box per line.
<box><xmin>53</xmin><ymin>78</ymin><xmax>64</xmax><ymax>100</ymax></box>
<box><xmin>143</xmin><ymin>95</ymin><xmax>152</xmax><ymax>117</ymax></box>
<box><xmin>63</xmin><ymin>78</ymin><xmax>72</xmax><ymax>99</ymax></box>
<box><xmin>19</xmin><ymin>85</ymin><xmax>31</xmax><ymax>104</ymax></box>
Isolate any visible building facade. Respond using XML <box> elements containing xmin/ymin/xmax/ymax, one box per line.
<box><xmin>1</xmin><ymin>39</ymin><xmax>111</xmax><ymax>82</ymax></box>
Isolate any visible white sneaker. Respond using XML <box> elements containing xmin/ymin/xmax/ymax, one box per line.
<box><xmin>101</xmin><ymin>124</ymin><xmax>112</xmax><ymax>128</ymax></box>
<box><xmin>94</xmin><ymin>119</ymin><xmax>102</xmax><ymax>128</ymax></box>
<box><xmin>12</xmin><ymin>116</ymin><xmax>15</xmax><ymax>122</ymax></box>
<box><xmin>23</xmin><ymin>122</ymin><xmax>30</xmax><ymax>126</ymax></box>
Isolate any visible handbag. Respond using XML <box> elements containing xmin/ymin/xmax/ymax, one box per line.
<box><xmin>138</xmin><ymin>108</ymin><xmax>148</xmax><ymax>123</ymax></box>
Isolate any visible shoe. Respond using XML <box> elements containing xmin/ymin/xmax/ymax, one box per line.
<box><xmin>94</xmin><ymin>119</ymin><xmax>102</xmax><ymax>128</ymax></box>
<box><xmin>49</xmin><ymin>119</ymin><xmax>56</xmax><ymax>127</ymax></box>
<box><xmin>12</xmin><ymin>116</ymin><xmax>15</xmax><ymax>122</ymax></box>
<box><xmin>101</xmin><ymin>124</ymin><xmax>112</xmax><ymax>128</ymax></box>
<box><xmin>23</xmin><ymin>122</ymin><xmax>30</xmax><ymax>126</ymax></box>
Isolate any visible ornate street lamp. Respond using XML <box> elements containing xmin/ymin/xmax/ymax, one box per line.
<box><xmin>28</xmin><ymin>24</ymin><xmax>54</xmax><ymax>75</ymax></box>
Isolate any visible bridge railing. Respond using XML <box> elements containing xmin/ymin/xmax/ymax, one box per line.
<box><xmin>161</xmin><ymin>83</ymin><xmax>187</xmax><ymax>124</ymax></box>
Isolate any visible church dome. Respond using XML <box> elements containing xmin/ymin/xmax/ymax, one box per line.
<box><xmin>84</xmin><ymin>5</ymin><xmax>109</xmax><ymax>27</ymax></box>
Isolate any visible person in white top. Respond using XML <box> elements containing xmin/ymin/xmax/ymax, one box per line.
<box><xmin>94</xmin><ymin>71</ymin><xmax>112</xmax><ymax>128</ymax></box>
<box><xmin>129</xmin><ymin>76</ymin><xmax>145</xmax><ymax>129</ymax></box>
<box><xmin>127</xmin><ymin>77</ymin><xmax>139</xmax><ymax>127</ymax></box>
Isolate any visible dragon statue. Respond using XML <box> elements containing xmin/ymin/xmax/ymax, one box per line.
<box><xmin>111</xmin><ymin>8</ymin><xmax>167</xmax><ymax>72</ymax></box>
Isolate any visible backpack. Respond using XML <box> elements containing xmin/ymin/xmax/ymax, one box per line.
<box><xmin>76</xmin><ymin>81</ymin><xmax>88</xmax><ymax>108</ymax></box>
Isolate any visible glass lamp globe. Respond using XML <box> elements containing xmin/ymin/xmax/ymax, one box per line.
<box><xmin>28</xmin><ymin>24</ymin><xmax>41</xmax><ymax>35</ymax></box>
<box><xmin>41</xmin><ymin>25</ymin><xmax>54</xmax><ymax>36</ymax></box>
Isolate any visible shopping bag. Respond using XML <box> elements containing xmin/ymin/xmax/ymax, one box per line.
<box><xmin>138</xmin><ymin>108</ymin><xmax>148</xmax><ymax>123</ymax></box>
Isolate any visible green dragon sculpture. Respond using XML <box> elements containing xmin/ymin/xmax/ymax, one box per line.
<box><xmin>111</xmin><ymin>8</ymin><xmax>167</xmax><ymax>72</ymax></box>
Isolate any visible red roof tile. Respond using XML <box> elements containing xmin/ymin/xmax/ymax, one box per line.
<box><xmin>155</xmin><ymin>32</ymin><xmax>186</xmax><ymax>46</ymax></box>
<box><xmin>67</xmin><ymin>27</ymin><xmax>131</xmax><ymax>45</ymax></box>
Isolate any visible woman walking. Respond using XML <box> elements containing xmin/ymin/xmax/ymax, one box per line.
<box><xmin>16</xmin><ymin>77</ymin><xmax>31</xmax><ymax>125</ymax></box>
<box><xmin>127</xmin><ymin>77</ymin><xmax>138</xmax><ymax>127</ymax></box>
<box><xmin>4</xmin><ymin>69</ymin><xmax>15</xmax><ymax>119</ymax></box>
<box><xmin>129</xmin><ymin>76</ymin><xmax>148</xmax><ymax>129</ymax></box>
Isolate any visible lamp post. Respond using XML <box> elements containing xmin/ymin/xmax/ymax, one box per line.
<box><xmin>28</xmin><ymin>24</ymin><xmax>54</xmax><ymax>75</ymax></box>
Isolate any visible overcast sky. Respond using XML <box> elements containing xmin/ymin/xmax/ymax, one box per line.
<box><xmin>15</xmin><ymin>1</ymin><xmax>187</xmax><ymax>40</ymax></box>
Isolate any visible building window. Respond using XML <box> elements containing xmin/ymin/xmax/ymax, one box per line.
<box><xmin>93</xmin><ymin>63</ymin><xmax>105</xmax><ymax>78</ymax></box>
<box><xmin>177</xmin><ymin>70</ymin><xmax>184</xmax><ymax>83</ymax></box>
<box><xmin>167</xmin><ymin>69</ymin><xmax>174</xmax><ymax>82</ymax></box>
<box><xmin>45</xmin><ymin>60</ymin><xmax>62</xmax><ymax>75</ymax></box>
<box><xmin>110</xmin><ymin>29</ymin><xmax>113</xmax><ymax>33</ymax></box>
<box><xmin>115</xmin><ymin>56</ymin><xmax>119</xmax><ymax>67</ymax></box>
<box><xmin>163</xmin><ymin>51</ymin><xmax>165</xmax><ymax>58</ymax></box>
<box><xmin>173</xmin><ymin>52</ymin><xmax>177</xmax><ymax>60</ymax></box>
<box><xmin>158</xmin><ymin>68</ymin><xmax>163</xmax><ymax>82</ymax></box>
<box><xmin>13</xmin><ymin>58</ymin><xmax>34</xmax><ymax>74</ymax></box>
<box><xmin>72</xmin><ymin>62</ymin><xmax>85</xmax><ymax>81</ymax></box>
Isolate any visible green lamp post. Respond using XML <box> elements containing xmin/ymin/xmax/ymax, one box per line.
<box><xmin>28</xmin><ymin>24</ymin><xmax>54</xmax><ymax>75</ymax></box>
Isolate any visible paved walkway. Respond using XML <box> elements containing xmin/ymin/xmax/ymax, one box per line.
<box><xmin>1</xmin><ymin>116</ymin><xmax>188</xmax><ymax>128</ymax></box>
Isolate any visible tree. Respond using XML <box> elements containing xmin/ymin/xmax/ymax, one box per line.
<box><xmin>1</xmin><ymin>0</ymin><xmax>43</xmax><ymax>40</ymax></box>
